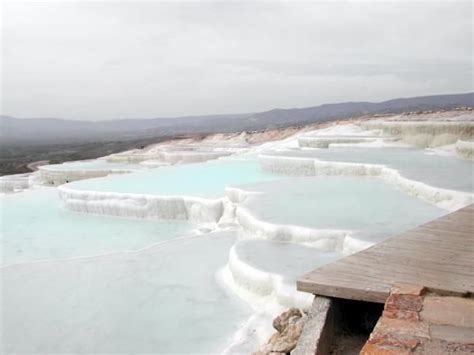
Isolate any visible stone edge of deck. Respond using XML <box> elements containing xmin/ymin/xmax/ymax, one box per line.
<box><xmin>292</xmin><ymin>296</ymin><xmax>334</xmax><ymax>355</ymax></box>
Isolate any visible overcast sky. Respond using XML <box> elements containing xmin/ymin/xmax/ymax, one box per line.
<box><xmin>1</xmin><ymin>1</ymin><xmax>472</xmax><ymax>120</ymax></box>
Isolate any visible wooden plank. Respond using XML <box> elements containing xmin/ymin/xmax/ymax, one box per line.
<box><xmin>297</xmin><ymin>204</ymin><xmax>474</xmax><ymax>303</ymax></box>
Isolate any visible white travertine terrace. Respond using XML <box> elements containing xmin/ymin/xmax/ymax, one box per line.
<box><xmin>58</xmin><ymin>180</ymin><xmax>372</xmax><ymax>259</ymax></box>
<box><xmin>105</xmin><ymin>153</ymin><xmax>157</xmax><ymax>163</ymax></box>
<box><xmin>259</xmin><ymin>154</ymin><xmax>472</xmax><ymax>211</ymax></box>
<box><xmin>361</xmin><ymin>121</ymin><xmax>474</xmax><ymax>148</ymax></box>
<box><xmin>4</xmin><ymin>113</ymin><xmax>474</xmax><ymax>354</ymax></box>
<box><xmin>226</xmin><ymin>186</ymin><xmax>353</xmax><ymax>253</ymax></box>
<box><xmin>38</xmin><ymin>147</ymin><xmax>233</xmax><ymax>186</ymax></box>
<box><xmin>39</xmin><ymin>165</ymin><xmax>138</xmax><ymax>185</ymax></box>
<box><xmin>225</xmin><ymin>244</ymin><xmax>314</xmax><ymax>309</ymax></box>
<box><xmin>456</xmin><ymin>140</ymin><xmax>474</xmax><ymax>160</ymax></box>
<box><xmin>139</xmin><ymin>160</ymin><xmax>171</xmax><ymax>167</ymax></box>
<box><xmin>105</xmin><ymin>144</ymin><xmax>236</xmax><ymax>164</ymax></box>
<box><xmin>53</xmin><ymin>118</ymin><xmax>473</xmax><ymax>317</ymax></box>
<box><xmin>160</xmin><ymin>150</ymin><xmax>232</xmax><ymax>164</ymax></box>
<box><xmin>58</xmin><ymin>186</ymin><xmax>225</xmax><ymax>224</ymax></box>
<box><xmin>298</xmin><ymin>136</ymin><xmax>388</xmax><ymax>148</ymax></box>
<box><xmin>235</xmin><ymin>206</ymin><xmax>346</xmax><ymax>251</ymax></box>
<box><xmin>0</xmin><ymin>173</ymin><xmax>31</xmax><ymax>192</ymax></box>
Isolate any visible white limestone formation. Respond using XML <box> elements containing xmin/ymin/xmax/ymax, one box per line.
<box><xmin>259</xmin><ymin>154</ymin><xmax>473</xmax><ymax>211</ymax></box>
<box><xmin>39</xmin><ymin>166</ymin><xmax>136</xmax><ymax>185</ymax></box>
<box><xmin>225</xmin><ymin>245</ymin><xmax>314</xmax><ymax>309</ymax></box>
<box><xmin>298</xmin><ymin>136</ymin><xmax>382</xmax><ymax>149</ymax></box>
<box><xmin>160</xmin><ymin>150</ymin><xmax>232</xmax><ymax>164</ymax></box>
<box><xmin>360</xmin><ymin>121</ymin><xmax>474</xmax><ymax>148</ymax></box>
<box><xmin>139</xmin><ymin>160</ymin><xmax>171</xmax><ymax>167</ymax></box>
<box><xmin>105</xmin><ymin>153</ymin><xmax>156</xmax><ymax>163</ymax></box>
<box><xmin>4</xmin><ymin>112</ymin><xmax>474</xmax><ymax>355</ymax></box>
<box><xmin>58</xmin><ymin>186</ymin><xmax>225</xmax><ymax>224</ymax></box>
<box><xmin>235</xmin><ymin>206</ymin><xmax>346</xmax><ymax>251</ymax></box>
<box><xmin>455</xmin><ymin>140</ymin><xmax>474</xmax><ymax>160</ymax></box>
<box><xmin>105</xmin><ymin>144</ymin><xmax>235</xmax><ymax>164</ymax></box>
<box><xmin>0</xmin><ymin>173</ymin><xmax>31</xmax><ymax>192</ymax></box>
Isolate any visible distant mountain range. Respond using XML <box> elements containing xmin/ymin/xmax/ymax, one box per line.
<box><xmin>1</xmin><ymin>92</ymin><xmax>473</xmax><ymax>146</ymax></box>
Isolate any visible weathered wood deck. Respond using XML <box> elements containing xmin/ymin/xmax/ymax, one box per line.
<box><xmin>297</xmin><ymin>204</ymin><xmax>474</xmax><ymax>303</ymax></box>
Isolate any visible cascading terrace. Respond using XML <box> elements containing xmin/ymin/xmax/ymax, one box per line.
<box><xmin>2</xmin><ymin>115</ymin><xmax>473</xmax><ymax>354</ymax></box>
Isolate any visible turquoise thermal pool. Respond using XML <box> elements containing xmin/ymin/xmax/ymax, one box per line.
<box><xmin>264</xmin><ymin>147</ymin><xmax>474</xmax><ymax>192</ymax></box>
<box><xmin>233</xmin><ymin>239</ymin><xmax>342</xmax><ymax>281</ymax></box>
<box><xmin>2</xmin><ymin>120</ymin><xmax>473</xmax><ymax>354</ymax></box>
<box><xmin>66</xmin><ymin>159</ymin><xmax>283</xmax><ymax>198</ymax></box>
<box><xmin>0</xmin><ymin>188</ymin><xmax>193</xmax><ymax>266</ymax></box>
<box><xmin>236</xmin><ymin>176</ymin><xmax>446</xmax><ymax>243</ymax></box>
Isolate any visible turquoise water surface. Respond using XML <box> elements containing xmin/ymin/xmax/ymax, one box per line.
<box><xmin>265</xmin><ymin>147</ymin><xmax>474</xmax><ymax>192</ymax></box>
<box><xmin>0</xmin><ymin>188</ymin><xmax>193</xmax><ymax>265</ymax></box>
<box><xmin>238</xmin><ymin>176</ymin><xmax>446</xmax><ymax>242</ymax></box>
<box><xmin>67</xmin><ymin>159</ymin><xmax>283</xmax><ymax>197</ymax></box>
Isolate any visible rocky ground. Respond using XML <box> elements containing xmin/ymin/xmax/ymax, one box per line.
<box><xmin>253</xmin><ymin>308</ymin><xmax>307</xmax><ymax>355</ymax></box>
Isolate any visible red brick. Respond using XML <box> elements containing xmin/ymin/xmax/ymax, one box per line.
<box><xmin>383</xmin><ymin>309</ymin><xmax>420</xmax><ymax>322</ymax></box>
<box><xmin>373</xmin><ymin>317</ymin><xmax>430</xmax><ymax>339</ymax></box>
<box><xmin>368</xmin><ymin>333</ymin><xmax>421</xmax><ymax>350</ymax></box>
<box><xmin>385</xmin><ymin>294</ymin><xmax>424</xmax><ymax>312</ymax></box>
<box><xmin>391</xmin><ymin>284</ymin><xmax>426</xmax><ymax>297</ymax></box>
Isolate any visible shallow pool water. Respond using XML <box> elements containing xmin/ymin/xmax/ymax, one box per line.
<box><xmin>0</xmin><ymin>188</ymin><xmax>193</xmax><ymax>266</ymax></box>
<box><xmin>235</xmin><ymin>239</ymin><xmax>342</xmax><ymax>281</ymax></box>
<box><xmin>67</xmin><ymin>159</ymin><xmax>282</xmax><ymax>198</ymax></box>
<box><xmin>238</xmin><ymin>176</ymin><xmax>446</xmax><ymax>242</ymax></box>
<box><xmin>1</xmin><ymin>231</ymin><xmax>252</xmax><ymax>354</ymax></box>
<box><xmin>264</xmin><ymin>147</ymin><xmax>474</xmax><ymax>192</ymax></box>
<box><xmin>2</xmin><ymin>137</ymin><xmax>471</xmax><ymax>354</ymax></box>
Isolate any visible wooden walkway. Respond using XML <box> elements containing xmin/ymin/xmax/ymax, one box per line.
<box><xmin>297</xmin><ymin>204</ymin><xmax>474</xmax><ymax>303</ymax></box>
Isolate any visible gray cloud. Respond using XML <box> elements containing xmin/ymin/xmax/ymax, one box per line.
<box><xmin>1</xmin><ymin>1</ymin><xmax>472</xmax><ymax>120</ymax></box>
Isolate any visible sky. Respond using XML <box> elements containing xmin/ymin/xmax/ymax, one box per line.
<box><xmin>1</xmin><ymin>0</ymin><xmax>472</xmax><ymax>120</ymax></box>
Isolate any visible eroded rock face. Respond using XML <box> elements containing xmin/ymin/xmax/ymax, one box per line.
<box><xmin>253</xmin><ymin>308</ymin><xmax>306</xmax><ymax>355</ymax></box>
<box><xmin>273</xmin><ymin>308</ymin><xmax>303</xmax><ymax>333</ymax></box>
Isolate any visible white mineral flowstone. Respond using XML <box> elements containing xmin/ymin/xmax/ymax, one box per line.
<box><xmin>0</xmin><ymin>173</ymin><xmax>32</xmax><ymax>192</ymax></box>
<box><xmin>298</xmin><ymin>136</ymin><xmax>392</xmax><ymax>149</ymax></box>
<box><xmin>225</xmin><ymin>186</ymin><xmax>265</xmax><ymax>204</ymax></box>
<box><xmin>0</xmin><ymin>187</ymin><xmax>195</xmax><ymax>266</ymax></box>
<box><xmin>39</xmin><ymin>168</ymin><xmax>132</xmax><ymax>185</ymax></box>
<box><xmin>235</xmin><ymin>206</ymin><xmax>347</xmax><ymax>251</ymax></box>
<box><xmin>456</xmin><ymin>139</ymin><xmax>474</xmax><ymax>160</ymax></box>
<box><xmin>341</xmin><ymin>235</ymin><xmax>377</xmax><ymax>256</ymax></box>
<box><xmin>259</xmin><ymin>154</ymin><xmax>473</xmax><ymax>211</ymax></box>
<box><xmin>221</xmin><ymin>239</ymin><xmax>342</xmax><ymax>311</ymax></box>
<box><xmin>330</xmin><ymin>139</ymin><xmax>410</xmax><ymax>148</ymax></box>
<box><xmin>105</xmin><ymin>146</ymin><xmax>235</xmax><ymax>165</ymax></box>
<box><xmin>58</xmin><ymin>186</ymin><xmax>225</xmax><ymax>224</ymax></box>
<box><xmin>303</xmin><ymin>123</ymin><xmax>380</xmax><ymax>137</ymax></box>
<box><xmin>160</xmin><ymin>150</ymin><xmax>232</xmax><ymax>164</ymax></box>
<box><xmin>104</xmin><ymin>150</ymin><xmax>160</xmax><ymax>163</ymax></box>
<box><xmin>38</xmin><ymin>161</ymin><xmax>144</xmax><ymax>186</ymax></box>
<box><xmin>139</xmin><ymin>160</ymin><xmax>171</xmax><ymax>167</ymax></box>
<box><xmin>360</xmin><ymin>120</ymin><xmax>474</xmax><ymax>148</ymax></box>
